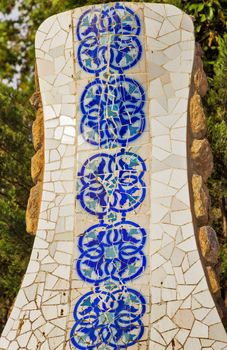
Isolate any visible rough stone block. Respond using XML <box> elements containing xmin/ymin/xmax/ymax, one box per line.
<box><xmin>30</xmin><ymin>91</ymin><xmax>42</xmax><ymax>110</ymax></box>
<box><xmin>190</xmin><ymin>93</ymin><xmax>207</xmax><ymax>139</ymax></box>
<box><xmin>199</xmin><ymin>226</ymin><xmax>220</xmax><ymax>264</ymax></box>
<box><xmin>193</xmin><ymin>55</ymin><xmax>208</xmax><ymax>97</ymax></box>
<box><xmin>31</xmin><ymin>146</ymin><xmax>44</xmax><ymax>183</ymax></box>
<box><xmin>26</xmin><ymin>181</ymin><xmax>42</xmax><ymax>235</ymax></box>
<box><xmin>192</xmin><ymin>174</ymin><xmax>210</xmax><ymax>225</ymax></box>
<box><xmin>206</xmin><ymin>266</ymin><xmax>220</xmax><ymax>295</ymax></box>
<box><xmin>32</xmin><ymin>108</ymin><xmax>44</xmax><ymax>151</ymax></box>
<box><xmin>191</xmin><ymin>139</ymin><xmax>213</xmax><ymax>182</ymax></box>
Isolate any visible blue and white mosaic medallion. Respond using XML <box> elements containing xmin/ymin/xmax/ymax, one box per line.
<box><xmin>77</xmin><ymin>3</ymin><xmax>142</xmax><ymax>74</ymax></box>
<box><xmin>77</xmin><ymin>151</ymin><xmax>146</xmax><ymax>216</ymax></box>
<box><xmin>72</xmin><ymin>3</ymin><xmax>147</xmax><ymax>348</ymax></box>
<box><xmin>70</xmin><ymin>283</ymin><xmax>146</xmax><ymax>349</ymax></box>
<box><xmin>76</xmin><ymin>221</ymin><xmax>146</xmax><ymax>283</ymax></box>
<box><xmin>80</xmin><ymin>76</ymin><xmax>146</xmax><ymax>148</ymax></box>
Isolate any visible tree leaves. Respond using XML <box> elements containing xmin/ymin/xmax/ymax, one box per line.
<box><xmin>0</xmin><ymin>83</ymin><xmax>34</xmax><ymax>331</ymax></box>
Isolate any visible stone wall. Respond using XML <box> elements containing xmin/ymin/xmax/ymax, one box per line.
<box><xmin>26</xmin><ymin>66</ymin><xmax>44</xmax><ymax>235</ymax></box>
<box><xmin>189</xmin><ymin>43</ymin><xmax>226</xmax><ymax>322</ymax></box>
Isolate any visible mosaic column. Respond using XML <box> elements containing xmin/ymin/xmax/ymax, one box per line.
<box><xmin>0</xmin><ymin>3</ymin><xmax>226</xmax><ymax>350</ymax></box>
<box><xmin>70</xmin><ymin>4</ymin><xmax>149</xmax><ymax>349</ymax></box>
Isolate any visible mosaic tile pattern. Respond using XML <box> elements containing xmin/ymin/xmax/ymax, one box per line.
<box><xmin>77</xmin><ymin>3</ymin><xmax>142</xmax><ymax>73</ymax></box>
<box><xmin>77</xmin><ymin>151</ymin><xmax>147</xmax><ymax>215</ymax></box>
<box><xmin>76</xmin><ymin>220</ymin><xmax>146</xmax><ymax>283</ymax></box>
<box><xmin>80</xmin><ymin>76</ymin><xmax>146</xmax><ymax>147</ymax></box>
<box><xmin>0</xmin><ymin>3</ymin><xmax>226</xmax><ymax>350</ymax></box>
<box><xmin>70</xmin><ymin>284</ymin><xmax>146</xmax><ymax>349</ymax></box>
<box><xmin>72</xmin><ymin>6</ymin><xmax>148</xmax><ymax>348</ymax></box>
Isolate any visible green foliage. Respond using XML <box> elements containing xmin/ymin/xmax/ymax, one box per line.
<box><xmin>184</xmin><ymin>0</ymin><xmax>226</xmax><ymax>76</ymax></box>
<box><xmin>0</xmin><ymin>20</ymin><xmax>19</xmax><ymax>80</ymax></box>
<box><xmin>206</xmin><ymin>34</ymin><xmax>227</xmax><ymax>282</ymax></box>
<box><xmin>220</xmin><ymin>242</ymin><xmax>227</xmax><ymax>286</ymax></box>
<box><xmin>0</xmin><ymin>0</ymin><xmax>226</xmax><ymax>332</ymax></box>
<box><xmin>207</xmin><ymin>34</ymin><xmax>227</xmax><ymax>216</ymax></box>
<box><xmin>0</xmin><ymin>1</ymin><xmax>16</xmax><ymax>14</ymax></box>
<box><xmin>0</xmin><ymin>83</ymin><xmax>34</xmax><ymax>331</ymax></box>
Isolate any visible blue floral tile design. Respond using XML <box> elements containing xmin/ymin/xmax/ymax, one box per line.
<box><xmin>76</xmin><ymin>221</ymin><xmax>146</xmax><ymax>283</ymax></box>
<box><xmin>80</xmin><ymin>76</ymin><xmax>146</xmax><ymax>148</ymax></box>
<box><xmin>72</xmin><ymin>3</ymin><xmax>147</xmax><ymax>348</ymax></box>
<box><xmin>77</xmin><ymin>4</ymin><xmax>141</xmax><ymax>39</ymax></box>
<box><xmin>77</xmin><ymin>3</ymin><xmax>142</xmax><ymax>73</ymax></box>
<box><xmin>77</xmin><ymin>151</ymin><xmax>146</xmax><ymax>216</ymax></box>
<box><xmin>70</xmin><ymin>283</ymin><xmax>146</xmax><ymax>349</ymax></box>
<box><xmin>77</xmin><ymin>35</ymin><xmax>142</xmax><ymax>74</ymax></box>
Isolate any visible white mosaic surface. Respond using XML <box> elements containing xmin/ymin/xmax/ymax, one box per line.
<box><xmin>0</xmin><ymin>3</ymin><xmax>226</xmax><ymax>350</ymax></box>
